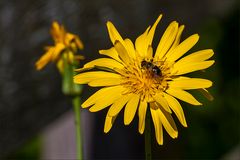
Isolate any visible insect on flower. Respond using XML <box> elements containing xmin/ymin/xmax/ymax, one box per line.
<box><xmin>141</xmin><ymin>59</ymin><xmax>163</xmax><ymax>78</ymax></box>
<box><xmin>74</xmin><ymin>14</ymin><xmax>214</xmax><ymax>145</ymax></box>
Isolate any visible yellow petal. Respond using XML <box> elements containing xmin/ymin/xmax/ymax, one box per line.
<box><xmin>138</xmin><ymin>100</ymin><xmax>148</xmax><ymax>134</ymax></box>
<box><xmin>51</xmin><ymin>43</ymin><xmax>65</xmax><ymax>61</ymax></box>
<box><xmin>154</xmin><ymin>21</ymin><xmax>179</xmax><ymax>60</ymax></box>
<box><xmin>175</xmin><ymin>49</ymin><xmax>214</xmax><ymax>66</ymax></box>
<box><xmin>158</xmin><ymin>105</ymin><xmax>178</xmax><ymax>139</ymax></box>
<box><xmin>136</xmin><ymin>14</ymin><xmax>163</xmax><ymax>58</ymax></box>
<box><xmin>164</xmin><ymin>93</ymin><xmax>187</xmax><ymax>127</ymax></box>
<box><xmin>65</xmin><ymin>33</ymin><xmax>75</xmax><ymax>45</ymax></box>
<box><xmin>106</xmin><ymin>21</ymin><xmax>124</xmax><ymax>44</ymax></box>
<box><xmin>88</xmin><ymin>78</ymin><xmax>122</xmax><ymax>87</ymax></box>
<box><xmin>172</xmin><ymin>60</ymin><xmax>215</xmax><ymax>75</ymax></box>
<box><xmin>52</xmin><ymin>21</ymin><xmax>60</xmax><ymax>32</ymax></box>
<box><xmin>166</xmin><ymin>88</ymin><xmax>202</xmax><ymax>105</ymax></box>
<box><xmin>150</xmin><ymin>104</ymin><xmax>163</xmax><ymax>145</ymax></box>
<box><xmin>81</xmin><ymin>86</ymin><xmax>122</xmax><ymax>108</ymax></box>
<box><xmin>108</xmin><ymin>94</ymin><xmax>132</xmax><ymax>117</ymax></box>
<box><xmin>104</xmin><ymin>113</ymin><xmax>117</xmax><ymax>133</ymax></box>
<box><xmin>99</xmin><ymin>47</ymin><xmax>122</xmax><ymax>62</ymax></box>
<box><xmin>74</xmin><ymin>35</ymin><xmax>84</xmax><ymax>49</ymax></box>
<box><xmin>82</xmin><ymin>58</ymin><xmax>124</xmax><ymax>70</ymax></box>
<box><xmin>147</xmin><ymin>14</ymin><xmax>163</xmax><ymax>47</ymax></box>
<box><xmin>168</xmin><ymin>78</ymin><xmax>212</xmax><ymax>89</ymax></box>
<box><xmin>168</xmin><ymin>25</ymin><xmax>185</xmax><ymax>52</ymax></box>
<box><xmin>89</xmin><ymin>86</ymin><xmax>124</xmax><ymax>112</ymax></box>
<box><xmin>146</xmin><ymin>46</ymin><xmax>153</xmax><ymax>60</ymax></box>
<box><xmin>135</xmin><ymin>26</ymin><xmax>151</xmax><ymax>57</ymax></box>
<box><xmin>124</xmin><ymin>94</ymin><xmax>140</xmax><ymax>125</ymax></box>
<box><xmin>114</xmin><ymin>40</ymin><xmax>130</xmax><ymax>64</ymax></box>
<box><xmin>74</xmin><ymin>71</ymin><xmax>121</xmax><ymax>84</ymax></box>
<box><xmin>166</xmin><ymin>34</ymin><xmax>199</xmax><ymax>62</ymax></box>
<box><xmin>174</xmin><ymin>76</ymin><xmax>190</xmax><ymax>80</ymax></box>
<box><xmin>153</xmin><ymin>93</ymin><xmax>172</xmax><ymax>113</ymax></box>
<box><xmin>198</xmin><ymin>88</ymin><xmax>214</xmax><ymax>101</ymax></box>
<box><xmin>51</xmin><ymin>22</ymin><xmax>63</xmax><ymax>42</ymax></box>
<box><xmin>124</xmin><ymin>38</ymin><xmax>136</xmax><ymax>59</ymax></box>
<box><xmin>35</xmin><ymin>47</ymin><xmax>54</xmax><ymax>70</ymax></box>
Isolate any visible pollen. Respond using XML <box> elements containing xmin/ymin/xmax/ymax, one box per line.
<box><xmin>119</xmin><ymin>59</ymin><xmax>170</xmax><ymax>102</ymax></box>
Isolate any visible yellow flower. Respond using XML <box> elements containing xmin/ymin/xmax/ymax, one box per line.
<box><xmin>35</xmin><ymin>21</ymin><xmax>84</xmax><ymax>72</ymax></box>
<box><xmin>74</xmin><ymin>14</ymin><xmax>214</xmax><ymax>145</ymax></box>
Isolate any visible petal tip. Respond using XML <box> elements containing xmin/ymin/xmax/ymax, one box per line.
<box><xmin>157</xmin><ymin>14</ymin><xmax>163</xmax><ymax>20</ymax></box>
<box><xmin>73</xmin><ymin>78</ymin><xmax>79</xmax><ymax>84</ymax></box>
<box><xmin>183</xmin><ymin>123</ymin><xmax>188</xmax><ymax>128</ymax></box>
<box><xmin>194</xmin><ymin>34</ymin><xmax>200</xmax><ymax>40</ymax></box>
<box><xmin>104</xmin><ymin>127</ymin><xmax>111</xmax><ymax>133</ymax></box>
<box><xmin>172</xmin><ymin>21</ymin><xmax>179</xmax><ymax>26</ymax></box>
<box><xmin>209</xmin><ymin>49</ymin><xmax>214</xmax><ymax>53</ymax></box>
<box><xmin>106</xmin><ymin>21</ymin><xmax>112</xmax><ymax>26</ymax></box>
<box><xmin>194</xmin><ymin>102</ymin><xmax>203</xmax><ymax>106</ymax></box>
<box><xmin>157</xmin><ymin>139</ymin><xmax>163</xmax><ymax>145</ymax></box>
<box><xmin>81</xmin><ymin>104</ymin><xmax>88</xmax><ymax>109</ymax></box>
<box><xmin>98</xmin><ymin>50</ymin><xmax>104</xmax><ymax>54</ymax></box>
<box><xmin>139</xmin><ymin>130</ymin><xmax>144</xmax><ymax>134</ymax></box>
<box><xmin>180</xmin><ymin>24</ymin><xmax>185</xmax><ymax>28</ymax></box>
<box><xmin>124</xmin><ymin>120</ymin><xmax>130</xmax><ymax>125</ymax></box>
<box><xmin>89</xmin><ymin>107</ymin><xmax>97</xmax><ymax>112</ymax></box>
<box><xmin>35</xmin><ymin>64</ymin><xmax>42</xmax><ymax>70</ymax></box>
<box><xmin>172</xmin><ymin>131</ymin><xmax>178</xmax><ymax>139</ymax></box>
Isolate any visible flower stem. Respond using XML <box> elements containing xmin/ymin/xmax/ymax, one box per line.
<box><xmin>72</xmin><ymin>96</ymin><xmax>83</xmax><ymax>160</ymax></box>
<box><xmin>145</xmin><ymin>109</ymin><xmax>152</xmax><ymax>160</ymax></box>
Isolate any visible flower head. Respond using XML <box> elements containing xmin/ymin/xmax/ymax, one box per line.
<box><xmin>36</xmin><ymin>21</ymin><xmax>84</xmax><ymax>72</ymax></box>
<box><xmin>74</xmin><ymin>14</ymin><xmax>214</xmax><ymax>145</ymax></box>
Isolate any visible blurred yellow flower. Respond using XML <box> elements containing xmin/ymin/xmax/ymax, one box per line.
<box><xmin>36</xmin><ymin>21</ymin><xmax>84</xmax><ymax>72</ymax></box>
<box><xmin>74</xmin><ymin>14</ymin><xmax>214</xmax><ymax>145</ymax></box>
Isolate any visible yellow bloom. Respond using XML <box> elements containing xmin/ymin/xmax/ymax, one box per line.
<box><xmin>74</xmin><ymin>14</ymin><xmax>214</xmax><ymax>145</ymax></box>
<box><xmin>35</xmin><ymin>21</ymin><xmax>84</xmax><ymax>72</ymax></box>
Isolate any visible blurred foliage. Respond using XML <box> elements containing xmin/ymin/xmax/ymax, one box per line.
<box><xmin>7</xmin><ymin>137</ymin><xmax>41</xmax><ymax>160</ymax></box>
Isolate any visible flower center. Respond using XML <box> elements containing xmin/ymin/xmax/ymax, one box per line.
<box><xmin>120</xmin><ymin>59</ymin><xmax>171</xmax><ymax>102</ymax></box>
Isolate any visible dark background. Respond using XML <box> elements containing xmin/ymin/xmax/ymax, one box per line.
<box><xmin>0</xmin><ymin>0</ymin><xmax>239</xmax><ymax>159</ymax></box>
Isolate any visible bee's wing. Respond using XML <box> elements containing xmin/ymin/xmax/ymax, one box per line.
<box><xmin>153</xmin><ymin>60</ymin><xmax>165</xmax><ymax>66</ymax></box>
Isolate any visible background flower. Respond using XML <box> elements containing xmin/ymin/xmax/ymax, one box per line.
<box><xmin>35</xmin><ymin>21</ymin><xmax>84</xmax><ymax>72</ymax></box>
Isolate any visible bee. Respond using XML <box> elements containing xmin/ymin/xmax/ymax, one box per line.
<box><xmin>141</xmin><ymin>60</ymin><xmax>162</xmax><ymax>77</ymax></box>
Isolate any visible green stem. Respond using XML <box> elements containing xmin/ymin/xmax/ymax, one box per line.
<box><xmin>145</xmin><ymin>108</ymin><xmax>152</xmax><ymax>160</ymax></box>
<box><xmin>72</xmin><ymin>96</ymin><xmax>83</xmax><ymax>160</ymax></box>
